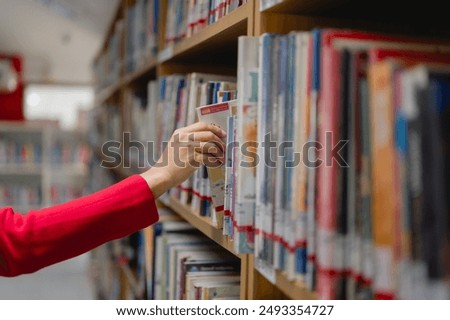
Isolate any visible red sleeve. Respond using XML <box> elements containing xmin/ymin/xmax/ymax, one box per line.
<box><xmin>0</xmin><ymin>175</ymin><xmax>159</xmax><ymax>277</ymax></box>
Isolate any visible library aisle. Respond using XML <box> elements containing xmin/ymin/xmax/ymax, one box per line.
<box><xmin>0</xmin><ymin>253</ymin><xmax>94</xmax><ymax>299</ymax></box>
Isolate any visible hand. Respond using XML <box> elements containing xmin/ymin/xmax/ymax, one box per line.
<box><xmin>140</xmin><ymin>122</ymin><xmax>226</xmax><ymax>198</ymax></box>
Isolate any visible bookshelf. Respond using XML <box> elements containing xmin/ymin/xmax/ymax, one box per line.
<box><xmin>0</xmin><ymin>121</ymin><xmax>90</xmax><ymax>211</ymax></box>
<box><xmin>92</xmin><ymin>0</ymin><xmax>450</xmax><ymax>300</ymax></box>
<box><xmin>158</xmin><ymin>1</ymin><xmax>253</xmax><ymax>64</ymax></box>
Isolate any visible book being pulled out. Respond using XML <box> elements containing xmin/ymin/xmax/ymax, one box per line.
<box><xmin>196</xmin><ymin>100</ymin><xmax>237</xmax><ymax>229</ymax></box>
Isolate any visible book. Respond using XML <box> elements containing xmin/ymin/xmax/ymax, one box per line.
<box><xmin>255</xmin><ymin>33</ymin><xmax>278</xmax><ymax>282</ymax></box>
<box><xmin>223</xmin><ymin>105</ymin><xmax>237</xmax><ymax>236</ymax></box>
<box><xmin>197</xmin><ymin>100</ymin><xmax>236</xmax><ymax>228</ymax></box>
<box><xmin>291</xmin><ymin>31</ymin><xmax>311</xmax><ymax>282</ymax></box>
<box><xmin>234</xmin><ymin>36</ymin><xmax>259</xmax><ymax>253</ymax></box>
<box><xmin>191</xmin><ymin>277</ymin><xmax>240</xmax><ymax>300</ymax></box>
<box><xmin>181</xmin><ymin>254</ymin><xmax>240</xmax><ymax>299</ymax></box>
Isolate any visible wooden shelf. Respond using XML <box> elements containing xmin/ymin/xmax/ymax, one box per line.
<box><xmin>260</xmin><ymin>0</ymin><xmax>346</xmax><ymax>14</ymax></box>
<box><xmin>95</xmin><ymin>80</ymin><xmax>122</xmax><ymax>105</ymax></box>
<box><xmin>118</xmin><ymin>263</ymin><xmax>144</xmax><ymax>299</ymax></box>
<box><xmin>49</xmin><ymin>163</ymin><xmax>88</xmax><ymax>175</ymax></box>
<box><xmin>123</xmin><ymin>57</ymin><xmax>158</xmax><ymax>87</ymax></box>
<box><xmin>165</xmin><ymin>196</ymin><xmax>240</xmax><ymax>258</ymax></box>
<box><xmin>275</xmin><ymin>271</ymin><xmax>318</xmax><ymax>300</ymax></box>
<box><xmin>0</xmin><ymin>120</ymin><xmax>57</xmax><ymax>133</ymax></box>
<box><xmin>158</xmin><ymin>2</ymin><xmax>252</xmax><ymax>64</ymax></box>
<box><xmin>260</xmin><ymin>0</ymin><xmax>450</xmax><ymax>38</ymax></box>
<box><xmin>0</xmin><ymin>164</ymin><xmax>42</xmax><ymax>175</ymax></box>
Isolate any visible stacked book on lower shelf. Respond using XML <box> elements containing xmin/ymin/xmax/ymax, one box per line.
<box><xmin>146</xmin><ymin>207</ymin><xmax>241</xmax><ymax>300</ymax></box>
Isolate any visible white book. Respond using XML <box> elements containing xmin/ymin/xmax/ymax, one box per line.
<box><xmin>234</xmin><ymin>36</ymin><xmax>259</xmax><ymax>254</ymax></box>
<box><xmin>290</xmin><ymin>32</ymin><xmax>311</xmax><ymax>282</ymax></box>
<box><xmin>197</xmin><ymin>100</ymin><xmax>236</xmax><ymax>228</ymax></box>
<box><xmin>273</xmin><ymin>35</ymin><xmax>288</xmax><ymax>270</ymax></box>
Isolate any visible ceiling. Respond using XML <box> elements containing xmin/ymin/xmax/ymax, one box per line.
<box><xmin>0</xmin><ymin>0</ymin><xmax>119</xmax><ymax>84</ymax></box>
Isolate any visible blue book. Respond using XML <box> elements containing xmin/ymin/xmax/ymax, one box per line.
<box><xmin>305</xmin><ymin>28</ymin><xmax>322</xmax><ymax>291</ymax></box>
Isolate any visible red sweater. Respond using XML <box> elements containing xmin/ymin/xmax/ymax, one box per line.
<box><xmin>0</xmin><ymin>175</ymin><xmax>159</xmax><ymax>277</ymax></box>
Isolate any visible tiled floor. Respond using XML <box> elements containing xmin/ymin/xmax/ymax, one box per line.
<box><xmin>0</xmin><ymin>253</ymin><xmax>94</xmax><ymax>299</ymax></box>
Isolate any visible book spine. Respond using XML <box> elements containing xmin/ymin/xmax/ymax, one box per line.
<box><xmin>255</xmin><ymin>33</ymin><xmax>277</xmax><ymax>281</ymax></box>
<box><xmin>274</xmin><ymin>35</ymin><xmax>288</xmax><ymax>270</ymax></box>
<box><xmin>293</xmin><ymin>32</ymin><xmax>310</xmax><ymax>282</ymax></box>
<box><xmin>305</xmin><ymin>29</ymin><xmax>320</xmax><ymax>291</ymax></box>
<box><xmin>235</xmin><ymin>36</ymin><xmax>259</xmax><ymax>253</ymax></box>
<box><xmin>316</xmin><ymin>30</ymin><xmax>342</xmax><ymax>300</ymax></box>
<box><xmin>368</xmin><ymin>61</ymin><xmax>396</xmax><ymax>300</ymax></box>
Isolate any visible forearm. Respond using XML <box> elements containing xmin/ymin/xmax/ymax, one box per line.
<box><xmin>0</xmin><ymin>175</ymin><xmax>159</xmax><ymax>277</ymax></box>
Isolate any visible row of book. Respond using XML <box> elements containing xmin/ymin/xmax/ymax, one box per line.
<box><xmin>126</xmin><ymin>0</ymin><xmax>159</xmax><ymax>73</ymax></box>
<box><xmin>88</xmin><ymin>104</ymin><xmax>122</xmax><ymax>150</ymax></box>
<box><xmin>95</xmin><ymin>0</ymin><xmax>248</xmax><ymax>91</ymax></box>
<box><xmin>0</xmin><ymin>140</ymin><xmax>42</xmax><ymax>165</ymax></box>
<box><xmin>94</xmin><ymin>0</ymin><xmax>159</xmax><ymax>91</ymax></box>
<box><xmin>50</xmin><ymin>143</ymin><xmax>90</xmax><ymax>165</ymax></box>
<box><xmin>146</xmin><ymin>208</ymin><xmax>241</xmax><ymax>300</ymax></box>
<box><xmin>94</xmin><ymin>19</ymin><xmax>123</xmax><ymax>91</ymax></box>
<box><xmin>126</xmin><ymin>89</ymin><xmax>153</xmax><ymax>172</ymax></box>
<box><xmin>0</xmin><ymin>184</ymin><xmax>42</xmax><ymax>207</ymax></box>
<box><xmin>165</xmin><ymin>0</ymin><xmax>248</xmax><ymax>45</ymax></box>
<box><xmin>250</xmin><ymin>30</ymin><xmax>450</xmax><ymax>300</ymax></box>
<box><xmin>0</xmin><ymin>140</ymin><xmax>90</xmax><ymax>166</ymax></box>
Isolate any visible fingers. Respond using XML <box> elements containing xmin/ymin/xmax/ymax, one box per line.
<box><xmin>192</xmin><ymin>152</ymin><xmax>224</xmax><ymax>168</ymax></box>
<box><xmin>189</xmin><ymin>131</ymin><xmax>226</xmax><ymax>151</ymax></box>
<box><xmin>186</xmin><ymin>141</ymin><xmax>225</xmax><ymax>168</ymax></box>
<box><xmin>194</xmin><ymin>141</ymin><xmax>224</xmax><ymax>159</ymax></box>
<box><xmin>185</xmin><ymin>122</ymin><xmax>226</xmax><ymax>139</ymax></box>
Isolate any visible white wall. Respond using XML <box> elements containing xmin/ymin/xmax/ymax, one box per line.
<box><xmin>0</xmin><ymin>0</ymin><xmax>118</xmax><ymax>84</ymax></box>
<box><xmin>24</xmin><ymin>85</ymin><xmax>94</xmax><ymax>130</ymax></box>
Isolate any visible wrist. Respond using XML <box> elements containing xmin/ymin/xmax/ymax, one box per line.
<box><xmin>140</xmin><ymin>167</ymin><xmax>172</xmax><ymax>199</ymax></box>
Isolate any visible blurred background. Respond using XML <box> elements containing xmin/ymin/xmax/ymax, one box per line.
<box><xmin>0</xmin><ymin>0</ymin><xmax>120</xmax><ymax>299</ymax></box>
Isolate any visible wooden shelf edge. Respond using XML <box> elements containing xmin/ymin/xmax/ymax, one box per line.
<box><xmin>95</xmin><ymin>80</ymin><xmax>122</xmax><ymax>105</ymax></box>
<box><xmin>165</xmin><ymin>196</ymin><xmax>241</xmax><ymax>258</ymax></box>
<box><xmin>122</xmin><ymin>58</ymin><xmax>158</xmax><ymax>87</ymax></box>
<box><xmin>118</xmin><ymin>263</ymin><xmax>145</xmax><ymax>298</ymax></box>
<box><xmin>260</xmin><ymin>0</ymin><xmax>345</xmax><ymax>14</ymax></box>
<box><xmin>159</xmin><ymin>3</ymin><xmax>251</xmax><ymax>63</ymax></box>
<box><xmin>0</xmin><ymin>164</ymin><xmax>42</xmax><ymax>175</ymax></box>
<box><xmin>275</xmin><ymin>270</ymin><xmax>318</xmax><ymax>300</ymax></box>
